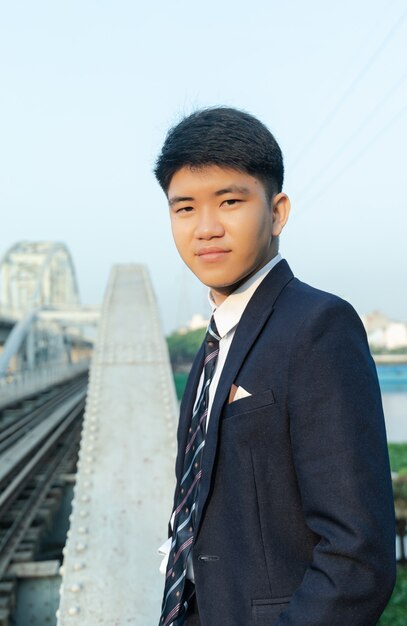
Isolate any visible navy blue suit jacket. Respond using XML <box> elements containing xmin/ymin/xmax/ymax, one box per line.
<box><xmin>173</xmin><ymin>260</ymin><xmax>396</xmax><ymax>625</ymax></box>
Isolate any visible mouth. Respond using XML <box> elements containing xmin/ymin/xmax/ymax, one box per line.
<box><xmin>195</xmin><ymin>247</ymin><xmax>231</xmax><ymax>262</ymax></box>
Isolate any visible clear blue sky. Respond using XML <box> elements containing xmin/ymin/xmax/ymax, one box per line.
<box><xmin>1</xmin><ymin>0</ymin><xmax>406</xmax><ymax>332</ymax></box>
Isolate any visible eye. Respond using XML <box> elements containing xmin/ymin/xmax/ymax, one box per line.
<box><xmin>175</xmin><ymin>206</ymin><xmax>194</xmax><ymax>214</ymax></box>
<box><xmin>222</xmin><ymin>199</ymin><xmax>241</xmax><ymax>207</ymax></box>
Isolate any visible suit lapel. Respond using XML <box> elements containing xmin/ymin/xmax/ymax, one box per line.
<box><xmin>195</xmin><ymin>259</ymin><xmax>294</xmax><ymax>534</ymax></box>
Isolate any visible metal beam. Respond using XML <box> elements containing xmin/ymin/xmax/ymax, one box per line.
<box><xmin>0</xmin><ymin>310</ymin><xmax>38</xmax><ymax>375</ymax></box>
<box><xmin>37</xmin><ymin>308</ymin><xmax>100</xmax><ymax>325</ymax></box>
<box><xmin>57</xmin><ymin>264</ymin><xmax>178</xmax><ymax>625</ymax></box>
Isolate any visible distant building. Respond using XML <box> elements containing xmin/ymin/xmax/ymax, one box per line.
<box><xmin>362</xmin><ymin>311</ymin><xmax>407</xmax><ymax>350</ymax></box>
<box><xmin>177</xmin><ymin>313</ymin><xmax>209</xmax><ymax>335</ymax></box>
<box><xmin>188</xmin><ymin>313</ymin><xmax>209</xmax><ymax>330</ymax></box>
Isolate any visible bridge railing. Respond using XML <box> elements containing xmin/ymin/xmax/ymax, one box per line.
<box><xmin>0</xmin><ymin>360</ymin><xmax>90</xmax><ymax>410</ymax></box>
<box><xmin>0</xmin><ymin>306</ymin><xmax>23</xmax><ymax>321</ymax></box>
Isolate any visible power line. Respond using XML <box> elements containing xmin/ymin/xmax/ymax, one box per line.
<box><xmin>297</xmin><ymin>68</ymin><xmax>407</xmax><ymax>200</ymax></box>
<box><xmin>296</xmin><ymin>99</ymin><xmax>407</xmax><ymax>217</ymax></box>
<box><xmin>291</xmin><ymin>6</ymin><xmax>407</xmax><ymax>170</ymax></box>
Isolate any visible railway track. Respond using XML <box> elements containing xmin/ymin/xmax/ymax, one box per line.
<box><xmin>0</xmin><ymin>373</ymin><xmax>88</xmax><ymax>625</ymax></box>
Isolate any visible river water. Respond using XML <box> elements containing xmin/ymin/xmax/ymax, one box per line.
<box><xmin>377</xmin><ymin>364</ymin><xmax>407</xmax><ymax>443</ymax></box>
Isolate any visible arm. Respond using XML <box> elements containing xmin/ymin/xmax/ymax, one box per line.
<box><xmin>278</xmin><ymin>298</ymin><xmax>396</xmax><ymax>625</ymax></box>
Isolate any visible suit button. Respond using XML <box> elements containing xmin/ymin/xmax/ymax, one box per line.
<box><xmin>198</xmin><ymin>554</ymin><xmax>220</xmax><ymax>562</ymax></box>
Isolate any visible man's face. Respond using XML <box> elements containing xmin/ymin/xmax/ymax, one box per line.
<box><xmin>167</xmin><ymin>165</ymin><xmax>289</xmax><ymax>304</ymax></box>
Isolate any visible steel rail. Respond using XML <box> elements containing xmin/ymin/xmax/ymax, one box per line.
<box><xmin>0</xmin><ymin>405</ymin><xmax>84</xmax><ymax>579</ymax></box>
<box><xmin>0</xmin><ymin>374</ymin><xmax>87</xmax><ymax>453</ymax></box>
<box><xmin>0</xmin><ymin>387</ymin><xmax>86</xmax><ymax>491</ymax></box>
<box><xmin>0</xmin><ymin>398</ymin><xmax>85</xmax><ymax>513</ymax></box>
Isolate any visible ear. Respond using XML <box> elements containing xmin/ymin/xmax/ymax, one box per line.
<box><xmin>271</xmin><ymin>193</ymin><xmax>290</xmax><ymax>236</ymax></box>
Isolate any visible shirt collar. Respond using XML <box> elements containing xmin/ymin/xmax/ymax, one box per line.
<box><xmin>209</xmin><ymin>253</ymin><xmax>282</xmax><ymax>339</ymax></box>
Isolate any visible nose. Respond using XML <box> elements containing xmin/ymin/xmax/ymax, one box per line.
<box><xmin>194</xmin><ymin>208</ymin><xmax>224</xmax><ymax>240</ymax></box>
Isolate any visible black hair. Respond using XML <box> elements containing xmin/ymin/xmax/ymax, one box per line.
<box><xmin>154</xmin><ymin>106</ymin><xmax>284</xmax><ymax>200</ymax></box>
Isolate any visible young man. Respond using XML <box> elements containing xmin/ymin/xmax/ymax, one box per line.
<box><xmin>154</xmin><ymin>107</ymin><xmax>396</xmax><ymax>626</ymax></box>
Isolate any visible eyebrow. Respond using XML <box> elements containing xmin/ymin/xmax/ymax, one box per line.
<box><xmin>214</xmin><ymin>185</ymin><xmax>251</xmax><ymax>196</ymax></box>
<box><xmin>168</xmin><ymin>195</ymin><xmax>194</xmax><ymax>207</ymax></box>
<box><xmin>168</xmin><ymin>185</ymin><xmax>251</xmax><ymax>206</ymax></box>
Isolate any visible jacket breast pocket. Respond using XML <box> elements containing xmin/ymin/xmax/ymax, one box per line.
<box><xmin>222</xmin><ymin>388</ymin><xmax>275</xmax><ymax>420</ymax></box>
<box><xmin>252</xmin><ymin>596</ymin><xmax>291</xmax><ymax>625</ymax></box>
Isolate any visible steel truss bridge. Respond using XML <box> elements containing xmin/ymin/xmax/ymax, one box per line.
<box><xmin>0</xmin><ymin>241</ymin><xmax>98</xmax><ymax>407</ymax></box>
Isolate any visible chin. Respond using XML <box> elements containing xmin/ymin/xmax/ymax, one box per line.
<box><xmin>193</xmin><ymin>269</ymin><xmax>247</xmax><ymax>293</ymax></box>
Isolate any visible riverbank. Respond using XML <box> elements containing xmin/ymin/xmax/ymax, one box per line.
<box><xmin>374</xmin><ymin>354</ymin><xmax>407</xmax><ymax>364</ymax></box>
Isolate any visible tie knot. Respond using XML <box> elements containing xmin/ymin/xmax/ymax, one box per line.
<box><xmin>204</xmin><ymin>316</ymin><xmax>220</xmax><ymax>361</ymax></box>
<box><xmin>206</xmin><ymin>315</ymin><xmax>220</xmax><ymax>345</ymax></box>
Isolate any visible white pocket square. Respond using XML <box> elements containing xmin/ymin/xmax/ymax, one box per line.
<box><xmin>233</xmin><ymin>385</ymin><xmax>252</xmax><ymax>402</ymax></box>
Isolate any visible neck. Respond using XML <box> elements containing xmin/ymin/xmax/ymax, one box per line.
<box><xmin>210</xmin><ymin>248</ymin><xmax>280</xmax><ymax>306</ymax></box>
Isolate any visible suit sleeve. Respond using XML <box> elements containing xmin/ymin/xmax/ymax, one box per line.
<box><xmin>277</xmin><ymin>298</ymin><xmax>396</xmax><ymax>626</ymax></box>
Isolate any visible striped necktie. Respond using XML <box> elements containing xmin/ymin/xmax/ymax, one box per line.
<box><xmin>159</xmin><ymin>316</ymin><xmax>221</xmax><ymax>626</ymax></box>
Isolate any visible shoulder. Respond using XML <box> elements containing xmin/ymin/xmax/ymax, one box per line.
<box><xmin>282</xmin><ymin>275</ymin><xmax>363</xmax><ymax>327</ymax></box>
<box><xmin>284</xmin><ymin>276</ymin><xmax>349</xmax><ymax>310</ymax></box>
